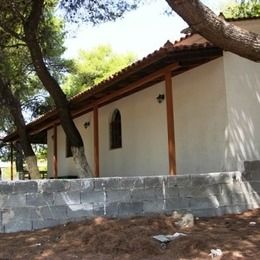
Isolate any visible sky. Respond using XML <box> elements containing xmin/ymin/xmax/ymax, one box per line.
<box><xmin>64</xmin><ymin>0</ymin><xmax>232</xmax><ymax>59</ymax></box>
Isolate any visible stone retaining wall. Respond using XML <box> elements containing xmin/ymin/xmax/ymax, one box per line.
<box><xmin>0</xmin><ymin>169</ymin><xmax>260</xmax><ymax>233</ymax></box>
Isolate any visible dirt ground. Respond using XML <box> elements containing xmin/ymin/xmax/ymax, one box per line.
<box><xmin>0</xmin><ymin>209</ymin><xmax>259</xmax><ymax>260</ymax></box>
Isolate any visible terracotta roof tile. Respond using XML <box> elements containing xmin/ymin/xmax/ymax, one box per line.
<box><xmin>3</xmin><ymin>40</ymin><xmax>221</xmax><ymax>142</ymax></box>
<box><xmin>220</xmin><ymin>12</ymin><xmax>260</xmax><ymax>22</ymax></box>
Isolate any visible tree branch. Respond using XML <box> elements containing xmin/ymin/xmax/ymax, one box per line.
<box><xmin>165</xmin><ymin>0</ymin><xmax>260</xmax><ymax>61</ymax></box>
<box><xmin>0</xmin><ymin>43</ymin><xmax>26</xmax><ymax>49</ymax></box>
<box><xmin>0</xmin><ymin>22</ymin><xmax>25</xmax><ymax>41</ymax></box>
<box><xmin>24</xmin><ymin>0</ymin><xmax>44</xmax><ymax>33</ymax></box>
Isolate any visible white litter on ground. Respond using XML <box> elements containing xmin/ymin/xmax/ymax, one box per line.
<box><xmin>209</xmin><ymin>248</ymin><xmax>223</xmax><ymax>259</ymax></box>
<box><xmin>153</xmin><ymin>232</ymin><xmax>187</xmax><ymax>243</ymax></box>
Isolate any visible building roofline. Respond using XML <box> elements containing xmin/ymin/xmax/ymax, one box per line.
<box><xmin>3</xmin><ymin>41</ymin><xmax>222</xmax><ymax>143</ymax></box>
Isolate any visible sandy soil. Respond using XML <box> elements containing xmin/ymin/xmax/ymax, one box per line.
<box><xmin>0</xmin><ymin>209</ymin><xmax>259</xmax><ymax>260</ymax></box>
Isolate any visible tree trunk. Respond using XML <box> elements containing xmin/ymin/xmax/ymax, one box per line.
<box><xmin>23</xmin><ymin>0</ymin><xmax>92</xmax><ymax>178</ymax></box>
<box><xmin>14</xmin><ymin>142</ymin><xmax>24</xmax><ymax>179</ymax></box>
<box><xmin>165</xmin><ymin>0</ymin><xmax>260</xmax><ymax>61</ymax></box>
<box><xmin>0</xmin><ymin>77</ymin><xmax>40</xmax><ymax>179</ymax></box>
<box><xmin>71</xmin><ymin>146</ymin><xmax>93</xmax><ymax>178</ymax></box>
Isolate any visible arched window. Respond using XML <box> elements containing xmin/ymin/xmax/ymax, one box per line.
<box><xmin>110</xmin><ymin>109</ymin><xmax>122</xmax><ymax>149</ymax></box>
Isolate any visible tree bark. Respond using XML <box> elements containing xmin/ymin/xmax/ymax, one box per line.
<box><xmin>23</xmin><ymin>0</ymin><xmax>91</xmax><ymax>177</ymax></box>
<box><xmin>0</xmin><ymin>77</ymin><xmax>40</xmax><ymax>179</ymax></box>
<box><xmin>165</xmin><ymin>0</ymin><xmax>260</xmax><ymax>61</ymax></box>
<box><xmin>14</xmin><ymin>141</ymin><xmax>24</xmax><ymax>179</ymax></box>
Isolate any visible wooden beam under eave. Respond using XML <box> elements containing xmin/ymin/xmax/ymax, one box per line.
<box><xmin>165</xmin><ymin>71</ymin><xmax>176</xmax><ymax>175</ymax></box>
<box><xmin>53</xmin><ymin>125</ymin><xmax>58</xmax><ymax>179</ymax></box>
<box><xmin>93</xmin><ymin>106</ymin><xmax>100</xmax><ymax>177</ymax></box>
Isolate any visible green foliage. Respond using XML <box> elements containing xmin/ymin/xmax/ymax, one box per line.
<box><xmin>32</xmin><ymin>144</ymin><xmax>48</xmax><ymax>160</ymax></box>
<box><xmin>224</xmin><ymin>0</ymin><xmax>260</xmax><ymax>18</ymax></box>
<box><xmin>63</xmin><ymin>45</ymin><xmax>136</xmax><ymax>97</ymax></box>
<box><xmin>0</xmin><ymin>0</ymin><xmax>69</xmax><ymax>162</ymax></box>
<box><xmin>59</xmin><ymin>0</ymin><xmax>141</xmax><ymax>24</ymax></box>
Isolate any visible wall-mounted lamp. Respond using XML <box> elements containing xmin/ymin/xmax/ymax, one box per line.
<box><xmin>84</xmin><ymin>121</ymin><xmax>90</xmax><ymax>129</ymax></box>
<box><xmin>156</xmin><ymin>94</ymin><xmax>165</xmax><ymax>103</ymax></box>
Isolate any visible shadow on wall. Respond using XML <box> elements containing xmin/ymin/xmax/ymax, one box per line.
<box><xmin>225</xmin><ymin>70</ymin><xmax>260</xmax><ymax>171</ymax></box>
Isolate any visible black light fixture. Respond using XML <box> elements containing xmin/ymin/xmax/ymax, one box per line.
<box><xmin>156</xmin><ymin>94</ymin><xmax>165</xmax><ymax>103</ymax></box>
<box><xmin>84</xmin><ymin>121</ymin><xmax>90</xmax><ymax>129</ymax></box>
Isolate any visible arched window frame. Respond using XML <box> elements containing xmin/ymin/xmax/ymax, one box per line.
<box><xmin>110</xmin><ymin>109</ymin><xmax>122</xmax><ymax>149</ymax></box>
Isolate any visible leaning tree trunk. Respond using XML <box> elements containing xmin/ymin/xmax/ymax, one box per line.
<box><xmin>23</xmin><ymin>0</ymin><xmax>92</xmax><ymax>178</ymax></box>
<box><xmin>0</xmin><ymin>77</ymin><xmax>40</xmax><ymax>179</ymax></box>
<box><xmin>165</xmin><ymin>0</ymin><xmax>260</xmax><ymax>62</ymax></box>
<box><xmin>14</xmin><ymin>141</ymin><xmax>24</xmax><ymax>179</ymax></box>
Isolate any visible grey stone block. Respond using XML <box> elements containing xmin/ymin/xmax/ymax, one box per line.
<box><xmin>179</xmin><ymin>184</ymin><xmax>222</xmax><ymax>198</ymax></box>
<box><xmin>131</xmin><ymin>188</ymin><xmax>163</xmax><ymax>201</ymax></box>
<box><xmin>143</xmin><ymin>200</ymin><xmax>165</xmax><ymax>214</ymax></box>
<box><xmin>190</xmin><ymin>196</ymin><xmax>220</xmax><ymax>209</ymax></box>
<box><xmin>0</xmin><ymin>225</ymin><xmax>4</xmax><ymax>233</ymax></box>
<box><xmin>144</xmin><ymin>177</ymin><xmax>164</xmax><ymax>189</ymax></box>
<box><xmin>226</xmin><ymin>204</ymin><xmax>249</xmax><ymax>215</ymax></box>
<box><xmin>38</xmin><ymin>180</ymin><xmax>70</xmax><ymax>193</ymax></box>
<box><xmin>93</xmin><ymin>202</ymin><xmax>119</xmax><ymax>217</ymax></box>
<box><xmin>244</xmin><ymin>160</ymin><xmax>260</xmax><ymax>172</ymax></box>
<box><xmin>167</xmin><ymin>176</ymin><xmax>178</xmax><ymax>188</ymax></box>
<box><xmin>221</xmin><ymin>181</ymin><xmax>243</xmax><ymax>195</ymax></box>
<box><xmin>26</xmin><ymin>193</ymin><xmax>53</xmax><ymax>206</ymax></box>
<box><xmin>214</xmin><ymin>192</ymin><xmax>232</xmax><ymax>207</ymax></box>
<box><xmin>119</xmin><ymin>177</ymin><xmax>144</xmax><ymax>190</ymax></box>
<box><xmin>106</xmin><ymin>178</ymin><xmax>127</xmax><ymax>190</ymax></box>
<box><xmin>165</xmin><ymin>187</ymin><xmax>179</xmax><ymax>199</ymax></box>
<box><xmin>80</xmin><ymin>191</ymin><xmax>104</xmax><ymax>203</ymax></box>
<box><xmin>4</xmin><ymin>220</ymin><xmax>32</xmax><ymax>233</ymax></box>
<box><xmin>165</xmin><ymin>198</ymin><xmax>190</xmax><ymax>212</ymax></box>
<box><xmin>33</xmin><ymin>205</ymin><xmax>68</xmax><ymax>220</ymax></box>
<box><xmin>0</xmin><ymin>194</ymin><xmax>26</xmax><ymax>208</ymax></box>
<box><xmin>70</xmin><ymin>179</ymin><xmax>94</xmax><ymax>192</ymax></box>
<box><xmin>244</xmin><ymin>167</ymin><xmax>260</xmax><ymax>181</ymax></box>
<box><xmin>106</xmin><ymin>190</ymin><xmax>131</xmax><ymax>202</ymax></box>
<box><xmin>175</xmin><ymin>175</ymin><xmax>192</xmax><ymax>187</ymax></box>
<box><xmin>93</xmin><ymin>178</ymin><xmax>108</xmax><ymax>191</ymax></box>
<box><xmin>216</xmin><ymin>172</ymin><xmax>241</xmax><ymax>184</ymax></box>
<box><xmin>12</xmin><ymin>181</ymin><xmax>38</xmax><ymax>193</ymax></box>
<box><xmin>2</xmin><ymin>207</ymin><xmax>33</xmax><ymax>225</ymax></box>
<box><xmin>0</xmin><ymin>182</ymin><xmax>14</xmax><ymax>194</ymax></box>
<box><xmin>67</xmin><ymin>203</ymin><xmax>93</xmax><ymax>218</ymax></box>
<box><xmin>191</xmin><ymin>174</ymin><xmax>215</xmax><ymax>186</ymax></box>
<box><xmin>232</xmin><ymin>192</ymin><xmax>248</xmax><ymax>206</ymax></box>
<box><xmin>32</xmin><ymin>219</ymin><xmax>62</xmax><ymax>230</ymax></box>
<box><xmin>118</xmin><ymin>202</ymin><xmax>143</xmax><ymax>217</ymax></box>
<box><xmin>94</xmin><ymin>177</ymin><xmax>144</xmax><ymax>191</ymax></box>
<box><xmin>54</xmin><ymin>191</ymin><xmax>80</xmax><ymax>206</ymax></box>
<box><xmin>105</xmin><ymin>202</ymin><xmax>119</xmax><ymax>217</ymax></box>
<box><xmin>93</xmin><ymin>202</ymin><xmax>105</xmax><ymax>216</ymax></box>
<box><xmin>243</xmin><ymin>170</ymin><xmax>254</xmax><ymax>181</ymax></box>
<box><xmin>249</xmin><ymin>181</ymin><xmax>260</xmax><ymax>193</ymax></box>
<box><xmin>192</xmin><ymin>207</ymin><xmax>225</xmax><ymax>217</ymax></box>
<box><xmin>231</xmin><ymin>190</ymin><xmax>260</xmax><ymax>207</ymax></box>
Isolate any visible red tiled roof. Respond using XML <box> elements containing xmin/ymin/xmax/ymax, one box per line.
<box><xmin>220</xmin><ymin>12</ymin><xmax>260</xmax><ymax>22</ymax></box>
<box><xmin>70</xmin><ymin>40</ymin><xmax>215</xmax><ymax>104</ymax></box>
<box><xmin>3</xmin><ymin>39</ymin><xmax>222</xmax><ymax>143</ymax></box>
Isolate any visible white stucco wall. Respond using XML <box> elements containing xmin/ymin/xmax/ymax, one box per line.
<box><xmin>223</xmin><ymin>52</ymin><xmax>260</xmax><ymax>171</ymax></box>
<box><xmin>99</xmin><ymin>82</ymin><xmax>168</xmax><ymax>177</ymax></box>
<box><xmin>47</xmin><ymin>112</ymin><xmax>94</xmax><ymax>177</ymax></box>
<box><xmin>47</xmin><ymin>82</ymin><xmax>168</xmax><ymax>177</ymax></box>
<box><xmin>47</xmin><ymin>58</ymin><xmax>231</xmax><ymax>177</ymax></box>
<box><xmin>173</xmin><ymin>58</ymin><xmax>228</xmax><ymax>174</ymax></box>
